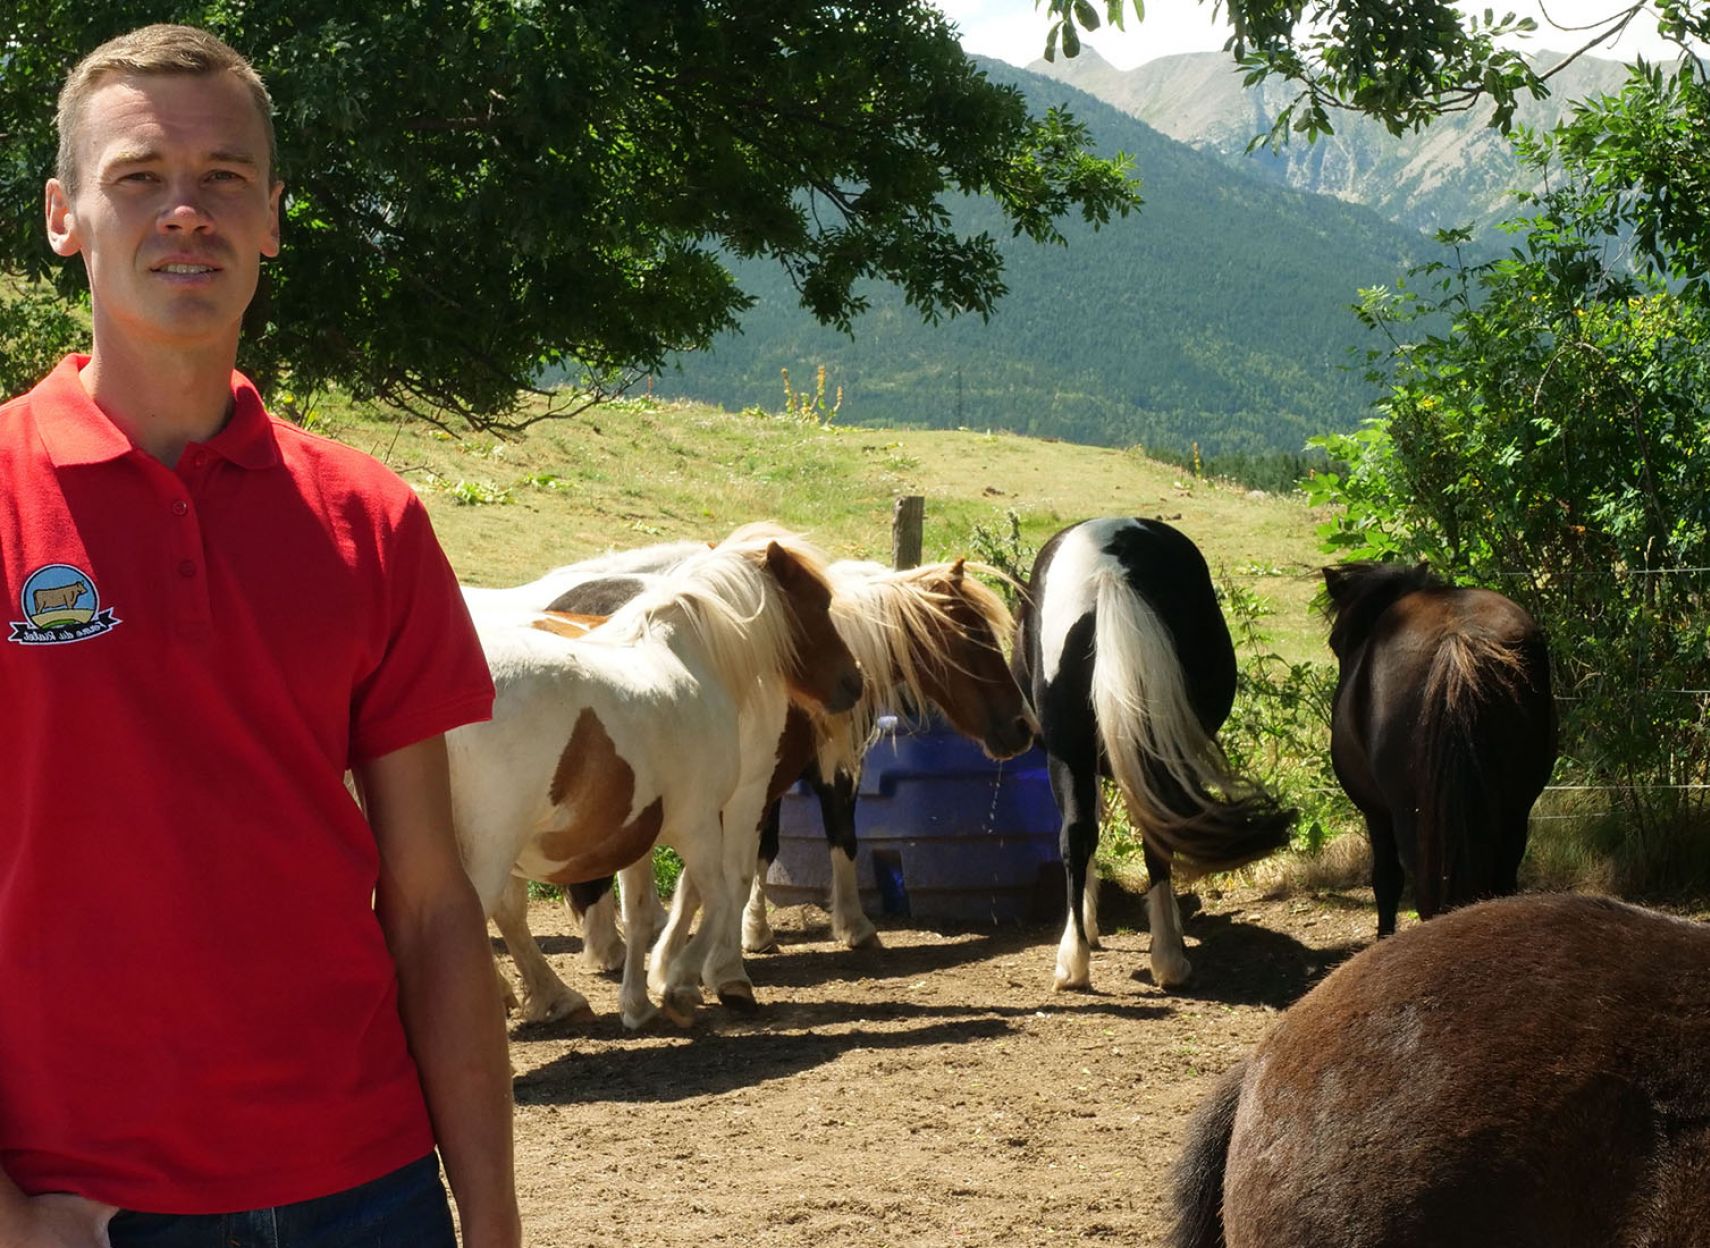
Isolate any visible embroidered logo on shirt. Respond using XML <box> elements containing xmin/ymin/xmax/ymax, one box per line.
<box><xmin>9</xmin><ymin>564</ymin><xmax>121</xmax><ymax>645</ymax></box>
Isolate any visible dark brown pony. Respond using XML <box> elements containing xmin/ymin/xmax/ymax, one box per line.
<box><xmin>1323</xmin><ymin>562</ymin><xmax>1556</xmax><ymax>936</ymax></box>
<box><xmin>1172</xmin><ymin>893</ymin><xmax>1710</xmax><ymax>1247</ymax></box>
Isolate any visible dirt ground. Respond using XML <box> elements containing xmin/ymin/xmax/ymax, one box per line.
<box><xmin>502</xmin><ymin>881</ymin><xmax>1379</xmax><ymax>1248</ymax></box>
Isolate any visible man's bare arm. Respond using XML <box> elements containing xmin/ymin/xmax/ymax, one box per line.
<box><xmin>356</xmin><ymin>735</ymin><xmax>521</xmax><ymax>1248</ymax></box>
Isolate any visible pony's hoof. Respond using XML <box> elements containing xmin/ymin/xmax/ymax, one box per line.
<box><xmin>1053</xmin><ymin>967</ymin><xmax>1091</xmax><ymax>993</ymax></box>
<box><xmin>582</xmin><ymin>944</ymin><xmax>626</xmax><ymax>975</ymax></box>
<box><xmin>717</xmin><ymin>980</ymin><xmax>759</xmax><ymax>1013</ymax></box>
<box><xmin>620</xmin><ymin>1002</ymin><xmax>659</xmax><ymax>1031</ymax></box>
<box><xmin>836</xmin><ymin>920</ymin><xmax>880</xmax><ymax>949</ymax></box>
<box><xmin>525</xmin><ymin>993</ymin><xmax>595</xmax><ymax>1025</ymax></box>
<box><xmin>742</xmin><ymin>933</ymin><xmax>780</xmax><ymax>955</ymax></box>
<box><xmin>1151</xmin><ymin>954</ymin><xmax>1194</xmax><ymax>990</ymax></box>
<box><xmin>661</xmin><ymin>990</ymin><xmax>699</xmax><ymax>1028</ymax></box>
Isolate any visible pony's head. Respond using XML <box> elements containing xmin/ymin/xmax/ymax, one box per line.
<box><xmin>887</xmin><ymin>560</ymin><xmax>1034</xmax><ymax>759</ymax></box>
<box><xmin>1321</xmin><ymin>561</ymin><xmax>1447</xmax><ymax>660</ymax></box>
<box><xmin>762</xmin><ymin>538</ymin><xmax>864</xmax><ymax>715</ymax></box>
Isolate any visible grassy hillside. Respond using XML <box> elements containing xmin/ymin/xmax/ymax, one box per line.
<box><xmin>310</xmin><ymin>391</ymin><xmax>1333</xmax><ymax>662</ymax></box>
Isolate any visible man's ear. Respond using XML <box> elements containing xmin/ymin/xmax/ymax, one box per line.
<box><xmin>45</xmin><ymin>179</ymin><xmax>80</xmax><ymax>258</ymax></box>
<box><xmin>263</xmin><ymin>180</ymin><xmax>283</xmax><ymax>259</ymax></box>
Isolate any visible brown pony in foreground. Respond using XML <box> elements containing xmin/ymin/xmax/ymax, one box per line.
<box><xmin>1172</xmin><ymin>893</ymin><xmax>1710</xmax><ymax>1248</ymax></box>
<box><xmin>1323</xmin><ymin>562</ymin><xmax>1556</xmax><ymax>935</ymax></box>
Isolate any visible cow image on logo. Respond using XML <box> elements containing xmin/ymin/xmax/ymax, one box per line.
<box><xmin>32</xmin><ymin>579</ymin><xmax>88</xmax><ymax>616</ymax></box>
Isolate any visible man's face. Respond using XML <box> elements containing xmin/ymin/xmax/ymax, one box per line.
<box><xmin>45</xmin><ymin>71</ymin><xmax>282</xmax><ymax>353</ymax></box>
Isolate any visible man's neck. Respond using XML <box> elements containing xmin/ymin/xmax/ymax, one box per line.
<box><xmin>79</xmin><ymin>328</ymin><xmax>240</xmax><ymax>469</ymax></box>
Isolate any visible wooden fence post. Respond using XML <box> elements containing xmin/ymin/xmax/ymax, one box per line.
<box><xmin>892</xmin><ymin>495</ymin><xmax>925</xmax><ymax>570</ymax></box>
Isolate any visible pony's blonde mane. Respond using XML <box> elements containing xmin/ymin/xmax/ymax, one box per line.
<box><xmin>587</xmin><ymin>525</ymin><xmax>836</xmax><ymax>706</ymax></box>
<box><xmin>823</xmin><ymin>559</ymin><xmax>1016</xmax><ymax>747</ymax></box>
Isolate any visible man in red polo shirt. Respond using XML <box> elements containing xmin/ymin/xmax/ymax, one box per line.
<box><xmin>0</xmin><ymin>25</ymin><xmax>520</xmax><ymax>1248</ymax></box>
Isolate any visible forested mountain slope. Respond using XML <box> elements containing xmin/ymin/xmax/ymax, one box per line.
<box><xmin>651</xmin><ymin>58</ymin><xmax>1424</xmax><ymax>456</ymax></box>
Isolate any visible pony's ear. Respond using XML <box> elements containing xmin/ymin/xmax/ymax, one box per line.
<box><xmin>948</xmin><ymin>558</ymin><xmax>966</xmax><ymax>584</ymax></box>
<box><xmin>765</xmin><ymin>540</ymin><xmax>803</xmax><ymax>584</ymax></box>
<box><xmin>1321</xmin><ymin>565</ymin><xmax>1344</xmax><ymax>593</ymax></box>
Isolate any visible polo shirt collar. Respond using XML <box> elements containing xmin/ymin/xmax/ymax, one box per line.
<box><xmin>34</xmin><ymin>353</ymin><xmax>282</xmax><ymax>471</ymax></box>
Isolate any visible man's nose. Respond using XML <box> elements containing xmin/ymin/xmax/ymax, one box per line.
<box><xmin>160</xmin><ymin>188</ymin><xmax>213</xmax><ymax>231</ymax></box>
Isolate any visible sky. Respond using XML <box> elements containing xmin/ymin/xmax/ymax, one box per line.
<box><xmin>932</xmin><ymin>1</ymin><xmax>1700</xmax><ymax>70</ymax></box>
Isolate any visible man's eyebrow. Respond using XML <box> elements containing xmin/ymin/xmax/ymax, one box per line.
<box><xmin>101</xmin><ymin>146</ymin><xmax>261</xmax><ymax>170</ymax></box>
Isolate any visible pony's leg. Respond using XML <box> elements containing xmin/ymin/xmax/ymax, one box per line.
<box><xmin>1049</xmin><ymin>752</ymin><xmax>1100</xmax><ymax>991</ymax></box>
<box><xmin>576</xmin><ymin>889</ymin><xmax>626</xmax><ymax>974</ymax></box>
<box><xmin>742</xmin><ymin>800</ymin><xmax>782</xmax><ymax>954</ymax></box>
<box><xmin>648</xmin><ymin>867</ymin><xmax>702</xmax><ymax>998</ymax></box>
<box><xmin>1142</xmin><ymin>843</ymin><xmax>1192</xmax><ymax>989</ymax></box>
<box><xmin>1083</xmin><ymin>851</ymin><xmax>1103</xmax><ymax>950</ymax></box>
<box><xmin>491</xmin><ymin>876</ymin><xmax>594</xmax><ymax>1024</ymax></box>
<box><xmin>492</xmin><ymin>958</ymin><xmax>520</xmax><ymax>1016</ymax></box>
<box><xmin>617</xmin><ymin>859</ymin><xmax>662</xmax><ymax>1029</ymax></box>
<box><xmin>704</xmin><ymin>798</ymin><xmax>768</xmax><ymax>1010</ymax></box>
<box><xmin>1368</xmin><ymin>812</ymin><xmax>1404</xmax><ymax>937</ymax></box>
<box><xmin>818</xmin><ymin>768</ymin><xmax>878</xmax><ymax>949</ymax></box>
<box><xmin>659</xmin><ymin>823</ymin><xmax>738</xmax><ymax>1025</ymax></box>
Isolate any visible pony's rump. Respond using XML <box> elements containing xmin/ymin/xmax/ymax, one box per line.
<box><xmin>1089</xmin><ymin>566</ymin><xmax>1292</xmax><ymax>874</ymax></box>
<box><xmin>1199</xmin><ymin>893</ymin><xmax>1710</xmax><ymax>1248</ymax></box>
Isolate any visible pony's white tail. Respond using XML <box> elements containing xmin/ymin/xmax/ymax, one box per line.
<box><xmin>1089</xmin><ymin>568</ymin><xmax>1292</xmax><ymax>875</ymax></box>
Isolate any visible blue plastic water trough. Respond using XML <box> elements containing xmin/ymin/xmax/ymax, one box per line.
<box><xmin>765</xmin><ymin>716</ymin><xmax>1062</xmax><ymax>923</ymax></box>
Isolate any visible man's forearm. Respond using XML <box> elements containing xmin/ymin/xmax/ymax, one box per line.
<box><xmin>390</xmin><ymin>884</ymin><xmax>521</xmax><ymax>1248</ymax></box>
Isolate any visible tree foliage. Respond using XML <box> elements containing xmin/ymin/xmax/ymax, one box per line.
<box><xmin>0</xmin><ymin>2</ymin><xmax>1137</xmax><ymax>422</ymax></box>
<box><xmin>1307</xmin><ymin>56</ymin><xmax>1710</xmax><ymax>848</ymax></box>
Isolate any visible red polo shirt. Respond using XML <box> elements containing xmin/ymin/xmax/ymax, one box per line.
<box><xmin>0</xmin><ymin>356</ymin><xmax>494</xmax><ymax>1212</ymax></box>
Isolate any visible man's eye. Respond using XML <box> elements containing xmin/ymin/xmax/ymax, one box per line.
<box><xmin>119</xmin><ymin>171</ymin><xmax>157</xmax><ymax>183</ymax></box>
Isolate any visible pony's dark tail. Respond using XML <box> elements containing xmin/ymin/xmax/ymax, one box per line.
<box><xmin>1089</xmin><ymin>569</ymin><xmax>1294</xmax><ymax>877</ymax></box>
<box><xmin>1415</xmin><ymin>632</ymin><xmax>1527</xmax><ymax>916</ymax></box>
<box><xmin>1170</xmin><ymin>1059</ymin><xmax>1246</xmax><ymax>1248</ymax></box>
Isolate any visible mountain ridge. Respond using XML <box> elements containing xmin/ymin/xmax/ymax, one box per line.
<box><xmin>1025</xmin><ymin>47</ymin><xmax>1636</xmax><ymax>233</ymax></box>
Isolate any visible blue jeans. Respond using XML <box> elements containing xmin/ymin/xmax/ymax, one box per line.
<box><xmin>105</xmin><ymin>1154</ymin><xmax>455</xmax><ymax>1248</ymax></box>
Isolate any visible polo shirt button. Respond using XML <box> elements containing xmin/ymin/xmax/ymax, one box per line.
<box><xmin>178</xmin><ymin>560</ymin><xmax>197</xmax><ymax>578</ymax></box>
<box><xmin>171</xmin><ymin>499</ymin><xmax>189</xmax><ymax>516</ymax></box>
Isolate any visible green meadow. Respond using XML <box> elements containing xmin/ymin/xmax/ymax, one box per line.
<box><xmin>310</xmin><ymin>391</ymin><xmax>1334</xmax><ymax>665</ymax></box>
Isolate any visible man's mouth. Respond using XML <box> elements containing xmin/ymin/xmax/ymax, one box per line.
<box><xmin>154</xmin><ymin>263</ymin><xmax>218</xmax><ymax>275</ymax></box>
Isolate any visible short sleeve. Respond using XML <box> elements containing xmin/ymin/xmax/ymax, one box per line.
<box><xmin>348</xmin><ymin>495</ymin><xmax>494</xmax><ymax>765</ymax></box>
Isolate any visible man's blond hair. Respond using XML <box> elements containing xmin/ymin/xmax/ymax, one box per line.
<box><xmin>55</xmin><ymin>24</ymin><xmax>277</xmax><ymax>194</ymax></box>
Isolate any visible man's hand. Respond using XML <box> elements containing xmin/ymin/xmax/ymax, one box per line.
<box><xmin>4</xmin><ymin>1193</ymin><xmax>117</xmax><ymax>1248</ymax></box>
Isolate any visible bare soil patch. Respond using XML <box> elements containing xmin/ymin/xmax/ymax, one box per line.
<box><xmin>504</xmin><ymin>883</ymin><xmax>1377</xmax><ymax>1248</ymax></box>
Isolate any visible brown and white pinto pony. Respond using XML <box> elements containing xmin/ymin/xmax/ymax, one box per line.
<box><xmin>1172</xmin><ymin>893</ymin><xmax>1710</xmax><ymax>1248</ymax></box>
<box><xmin>632</xmin><ymin>557</ymin><xmax>1036</xmax><ymax>965</ymax></box>
<box><xmin>448</xmin><ymin>528</ymin><xmax>860</xmax><ymax>1029</ymax></box>
<box><xmin>1323</xmin><ymin>562</ymin><xmax>1557</xmax><ymax>936</ymax></box>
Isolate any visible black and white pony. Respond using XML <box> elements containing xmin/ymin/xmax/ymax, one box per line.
<box><xmin>1012</xmin><ymin>518</ymin><xmax>1293</xmax><ymax>991</ymax></box>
